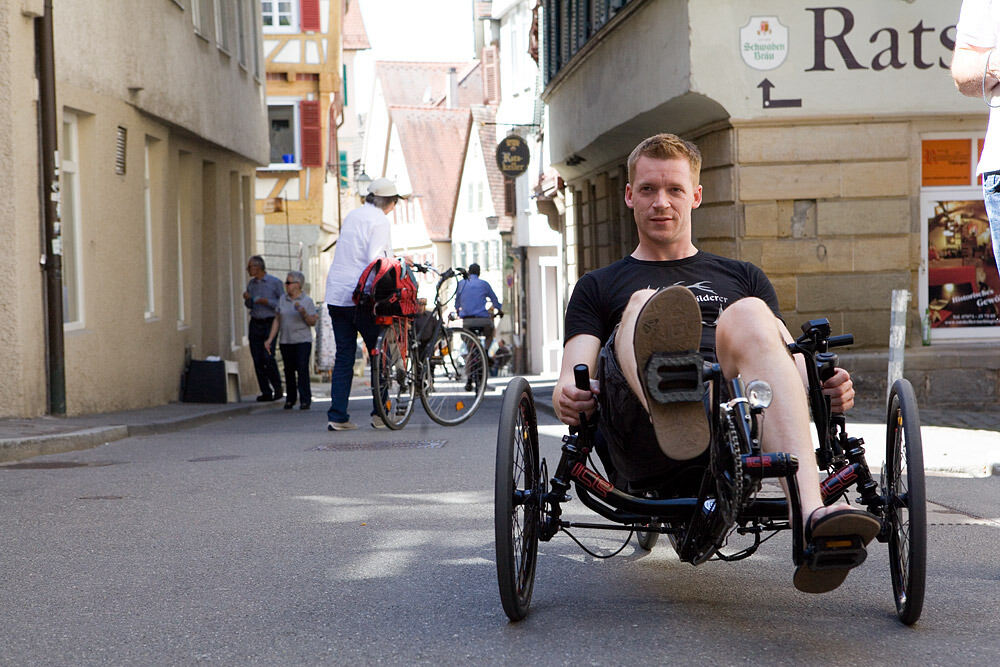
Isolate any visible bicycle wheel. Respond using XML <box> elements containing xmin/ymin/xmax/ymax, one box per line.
<box><xmin>371</xmin><ymin>322</ymin><xmax>416</xmax><ymax>430</ymax></box>
<box><xmin>635</xmin><ymin>525</ymin><xmax>660</xmax><ymax>550</ymax></box>
<box><xmin>495</xmin><ymin>377</ymin><xmax>541</xmax><ymax>622</ymax></box>
<box><xmin>883</xmin><ymin>378</ymin><xmax>926</xmax><ymax>626</ymax></box>
<box><xmin>420</xmin><ymin>327</ymin><xmax>488</xmax><ymax>426</ymax></box>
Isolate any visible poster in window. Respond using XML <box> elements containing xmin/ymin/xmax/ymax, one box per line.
<box><xmin>926</xmin><ymin>199</ymin><xmax>1000</xmax><ymax>328</ymax></box>
<box><xmin>921</xmin><ymin>140</ymin><xmax>972</xmax><ymax>187</ymax></box>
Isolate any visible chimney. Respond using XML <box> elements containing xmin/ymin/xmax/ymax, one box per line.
<box><xmin>446</xmin><ymin>67</ymin><xmax>458</xmax><ymax>108</ymax></box>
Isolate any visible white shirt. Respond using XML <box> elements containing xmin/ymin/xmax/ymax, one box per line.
<box><xmin>324</xmin><ymin>203</ymin><xmax>392</xmax><ymax>307</ymax></box>
<box><xmin>957</xmin><ymin>0</ymin><xmax>1000</xmax><ymax>174</ymax></box>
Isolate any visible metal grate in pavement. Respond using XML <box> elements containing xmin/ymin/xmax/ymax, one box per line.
<box><xmin>310</xmin><ymin>440</ymin><xmax>446</xmax><ymax>452</ymax></box>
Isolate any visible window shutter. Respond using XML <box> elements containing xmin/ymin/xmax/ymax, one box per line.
<box><xmin>300</xmin><ymin>100</ymin><xmax>322</xmax><ymax>167</ymax></box>
<box><xmin>482</xmin><ymin>45</ymin><xmax>500</xmax><ymax>104</ymax></box>
<box><xmin>300</xmin><ymin>0</ymin><xmax>320</xmax><ymax>31</ymax></box>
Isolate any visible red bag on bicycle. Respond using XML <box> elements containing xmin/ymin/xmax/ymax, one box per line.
<box><xmin>353</xmin><ymin>257</ymin><xmax>419</xmax><ymax>317</ymax></box>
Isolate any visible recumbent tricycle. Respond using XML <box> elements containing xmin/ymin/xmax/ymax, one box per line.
<box><xmin>493</xmin><ymin>319</ymin><xmax>926</xmax><ymax>625</ymax></box>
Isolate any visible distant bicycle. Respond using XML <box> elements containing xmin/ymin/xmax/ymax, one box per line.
<box><xmin>370</xmin><ymin>264</ymin><xmax>489</xmax><ymax>429</ymax></box>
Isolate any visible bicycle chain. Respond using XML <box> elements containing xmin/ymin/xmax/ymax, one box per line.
<box><xmin>712</xmin><ymin>407</ymin><xmax>744</xmax><ymax>527</ymax></box>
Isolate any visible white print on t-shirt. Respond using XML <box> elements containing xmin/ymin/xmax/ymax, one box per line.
<box><xmin>641</xmin><ymin>280</ymin><xmax>729</xmax><ymax>327</ymax></box>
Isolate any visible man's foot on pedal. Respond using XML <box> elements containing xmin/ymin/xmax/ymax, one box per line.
<box><xmin>793</xmin><ymin>506</ymin><xmax>881</xmax><ymax>594</ymax></box>
<box><xmin>327</xmin><ymin>420</ymin><xmax>358</xmax><ymax>431</ymax></box>
<box><xmin>633</xmin><ymin>285</ymin><xmax>709</xmax><ymax>460</ymax></box>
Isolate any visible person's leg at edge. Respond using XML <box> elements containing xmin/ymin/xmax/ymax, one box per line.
<box><xmin>328</xmin><ymin>305</ymin><xmax>358</xmax><ymax>424</ymax></box>
<box><xmin>982</xmin><ymin>172</ymin><xmax>1000</xmax><ymax>270</ymax></box>
<box><xmin>279</xmin><ymin>343</ymin><xmax>297</xmax><ymax>406</ymax></box>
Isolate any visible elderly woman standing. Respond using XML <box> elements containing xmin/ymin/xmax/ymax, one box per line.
<box><xmin>265</xmin><ymin>271</ymin><xmax>318</xmax><ymax>410</ymax></box>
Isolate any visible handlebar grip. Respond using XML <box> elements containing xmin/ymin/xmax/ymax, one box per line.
<box><xmin>828</xmin><ymin>334</ymin><xmax>853</xmax><ymax>348</ymax></box>
<box><xmin>573</xmin><ymin>365</ymin><xmax>591</xmax><ymax>392</ymax></box>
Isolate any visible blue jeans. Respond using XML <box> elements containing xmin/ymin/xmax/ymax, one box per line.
<box><xmin>983</xmin><ymin>172</ymin><xmax>1000</xmax><ymax>270</ymax></box>
<box><xmin>327</xmin><ymin>305</ymin><xmax>380</xmax><ymax>423</ymax></box>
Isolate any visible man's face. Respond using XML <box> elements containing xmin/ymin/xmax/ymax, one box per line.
<box><xmin>247</xmin><ymin>262</ymin><xmax>263</xmax><ymax>279</ymax></box>
<box><xmin>625</xmin><ymin>155</ymin><xmax>702</xmax><ymax>249</ymax></box>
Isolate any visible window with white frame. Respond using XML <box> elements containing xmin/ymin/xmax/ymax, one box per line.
<box><xmin>236</xmin><ymin>0</ymin><xmax>247</xmax><ymax>67</ymax></box>
<box><xmin>268</xmin><ymin>103</ymin><xmax>297</xmax><ymax>165</ymax></box>
<box><xmin>261</xmin><ymin>0</ymin><xmax>297</xmax><ymax>32</ymax></box>
<box><xmin>61</xmin><ymin>111</ymin><xmax>83</xmax><ymax>327</ymax></box>
<box><xmin>216</xmin><ymin>0</ymin><xmax>233</xmax><ymax>52</ymax></box>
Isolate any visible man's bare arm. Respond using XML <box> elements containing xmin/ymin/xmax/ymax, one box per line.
<box><xmin>552</xmin><ymin>334</ymin><xmax>602</xmax><ymax>426</ymax></box>
<box><xmin>778</xmin><ymin>318</ymin><xmax>855</xmax><ymax>413</ymax></box>
<box><xmin>952</xmin><ymin>42</ymin><xmax>999</xmax><ymax>98</ymax></box>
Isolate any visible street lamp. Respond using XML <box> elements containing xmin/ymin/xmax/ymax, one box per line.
<box><xmin>356</xmin><ymin>172</ymin><xmax>372</xmax><ymax>197</ymax></box>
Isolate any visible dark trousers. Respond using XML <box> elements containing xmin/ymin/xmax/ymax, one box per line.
<box><xmin>249</xmin><ymin>317</ymin><xmax>282</xmax><ymax>398</ymax></box>
<box><xmin>280</xmin><ymin>342</ymin><xmax>312</xmax><ymax>406</ymax></box>
<box><xmin>327</xmin><ymin>304</ymin><xmax>380</xmax><ymax>423</ymax></box>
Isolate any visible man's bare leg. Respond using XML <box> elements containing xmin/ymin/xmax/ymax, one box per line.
<box><xmin>615</xmin><ymin>288</ymin><xmax>658</xmax><ymax>410</ymax></box>
<box><xmin>714</xmin><ymin>297</ymin><xmax>831</xmax><ymax>521</ymax></box>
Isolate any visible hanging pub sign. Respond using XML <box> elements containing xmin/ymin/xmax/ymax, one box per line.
<box><xmin>496</xmin><ymin>134</ymin><xmax>530</xmax><ymax>177</ymax></box>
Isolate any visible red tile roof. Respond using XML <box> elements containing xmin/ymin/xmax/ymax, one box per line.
<box><xmin>389</xmin><ymin>106</ymin><xmax>472</xmax><ymax>242</ymax></box>
<box><xmin>375</xmin><ymin>61</ymin><xmax>483</xmax><ymax>108</ymax></box>
<box><xmin>343</xmin><ymin>0</ymin><xmax>370</xmax><ymax>50</ymax></box>
<box><xmin>471</xmin><ymin>105</ymin><xmax>513</xmax><ymax>232</ymax></box>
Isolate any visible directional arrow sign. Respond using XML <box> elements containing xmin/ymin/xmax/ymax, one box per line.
<box><xmin>758</xmin><ymin>78</ymin><xmax>802</xmax><ymax>109</ymax></box>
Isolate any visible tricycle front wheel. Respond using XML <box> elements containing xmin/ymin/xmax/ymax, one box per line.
<box><xmin>494</xmin><ymin>377</ymin><xmax>541</xmax><ymax>621</ymax></box>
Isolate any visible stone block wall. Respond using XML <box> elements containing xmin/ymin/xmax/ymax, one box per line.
<box><xmin>699</xmin><ymin>121</ymin><xmax>918</xmax><ymax>349</ymax></box>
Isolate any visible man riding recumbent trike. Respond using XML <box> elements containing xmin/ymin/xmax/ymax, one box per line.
<box><xmin>492</xmin><ymin>133</ymin><xmax>925</xmax><ymax>626</ymax></box>
<box><xmin>494</xmin><ymin>309</ymin><xmax>925</xmax><ymax>625</ymax></box>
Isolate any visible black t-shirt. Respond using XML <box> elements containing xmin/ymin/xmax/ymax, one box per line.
<box><xmin>564</xmin><ymin>251</ymin><xmax>781</xmax><ymax>361</ymax></box>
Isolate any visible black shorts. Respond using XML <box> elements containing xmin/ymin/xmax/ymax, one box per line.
<box><xmin>596</xmin><ymin>327</ymin><xmax>710</xmax><ymax>492</ymax></box>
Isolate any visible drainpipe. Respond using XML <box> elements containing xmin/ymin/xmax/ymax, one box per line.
<box><xmin>37</xmin><ymin>0</ymin><xmax>65</xmax><ymax>415</ymax></box>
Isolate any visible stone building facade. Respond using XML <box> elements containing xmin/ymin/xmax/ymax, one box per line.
<box><xmin>1</xmin><ymin>0</ymin><xmax>268</xmax><ymax>417</ymax></box>
<box><xmin>541</xmin><ymin>0</ymin><xmax>999</xmax><ymax>408</ymax></box>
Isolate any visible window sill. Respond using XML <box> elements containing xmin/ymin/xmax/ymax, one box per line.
<box><xmin>258</xmin><ymin>163</ymin><xmax>301</xmax><ymax>172</ymax></box>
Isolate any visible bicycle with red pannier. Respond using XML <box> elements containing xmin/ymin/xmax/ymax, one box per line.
<box><xmin>355</xmin><ymin>258</ymin><xmax>488</xmax><ymax>428</ymax></box>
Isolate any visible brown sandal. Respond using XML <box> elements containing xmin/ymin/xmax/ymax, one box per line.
<box><xmin>793</xmin><ymin>507</ymin><xmax>881</xmax><ymax>594</ymax></box>
<box><xmin>632</xmin><ymin>286</ymin><xmax>709</xmax><ymax>461</ymax></box>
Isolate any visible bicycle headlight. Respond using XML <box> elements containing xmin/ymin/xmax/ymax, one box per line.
<box><xmin>746</xmin><ymin>379</ymin><xmax>773</xmax><ymax>410</ymax></box>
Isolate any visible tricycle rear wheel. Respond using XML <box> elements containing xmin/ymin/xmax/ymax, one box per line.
<box><xmin>884</xmin><ymin>378</ymin><xmax>926</xmax><ymax>626</ymax></box>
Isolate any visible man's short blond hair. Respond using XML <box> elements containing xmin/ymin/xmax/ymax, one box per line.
<box><xmin>627</xmin><ymin>133</ymin><xmax>702</xmax><ymax>185</ymax></box>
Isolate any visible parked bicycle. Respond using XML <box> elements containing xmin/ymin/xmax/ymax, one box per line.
<box><xmin>370</xmin><ymin>263</ymin><xmax>489</xmax><ymax>429</ymax></box>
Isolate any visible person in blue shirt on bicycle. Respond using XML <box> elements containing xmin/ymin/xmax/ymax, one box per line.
<box><xmin>456</xmin><ymin>263</ymin><xmax>503</xmax><ymax>350</ymax></box>
<box><xmin>456</xmin><ymin>263</ymin><xmax>503</xmax><ymax>392</ymax></box>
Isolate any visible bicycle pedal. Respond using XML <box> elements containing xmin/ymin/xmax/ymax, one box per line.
<box><xmin>804</xmin><ymin>535</ymin><xmax>867</xmax><ymax>570</ymax></box>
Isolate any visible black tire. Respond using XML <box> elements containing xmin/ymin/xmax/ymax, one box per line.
<box><xmin>635</xmin><ymin>526</ymin><xmax>660</xmax><ymax>550</ymax></box>
<box><xmin>884</xmin><ymin>378</ymin><xmax>927</xmax><ymax>626</ymax></box>
<box><xmin>420</xmin><ymin>327</ymin><xmax>488</xmax><ymax>426</ymax></box>
<box><xmin>371</xmin><ymin>323</ymin><xmax>416</xmax><ymax>430</ymax></box>
<box><xmin>494</xmin><ymin>377</ymin><xmax>541</xmax><ymax>622</ymax></box>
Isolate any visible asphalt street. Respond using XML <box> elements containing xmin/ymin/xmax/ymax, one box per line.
<box><xmin>2</xmin><ymin>389</ymin><xmax>999</xmax><ymax>665</ymax></box>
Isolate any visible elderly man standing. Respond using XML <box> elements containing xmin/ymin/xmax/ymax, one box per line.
<box><xmin>243</xmin><ymin>255</ymin><xmax>284</xmax><ymax>401</ymax></box>
<box><xmin>324</xmin><ymin>178</ymin><xmax>405</xmax><ymax>431</ymax></box>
